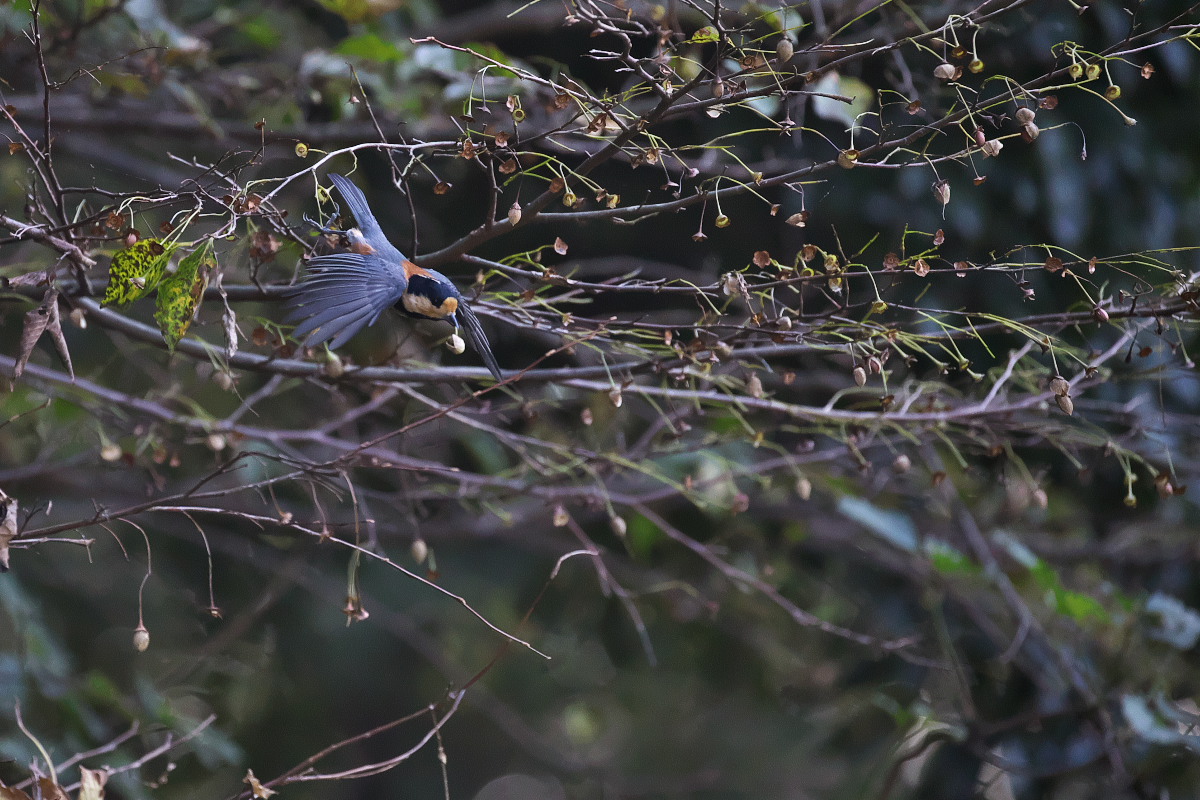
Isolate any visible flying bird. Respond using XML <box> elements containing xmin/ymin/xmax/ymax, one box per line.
<box><xmin>285</xmin><ymin>173</ymin><xmax>503</xmax><ymax>381</ymax></box>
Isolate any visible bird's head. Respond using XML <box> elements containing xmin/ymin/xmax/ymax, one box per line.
<box><xmin>400</xmin><ymin>273</ymin><xmax>460</xmax><ymax>321</ymax></box>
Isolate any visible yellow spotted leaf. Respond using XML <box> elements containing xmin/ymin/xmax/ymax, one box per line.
<box><xmin>104</xmin><ymin>239</ymin><xmax>176</xmax><ymax>305</ymax></box>
<box><xmin>154</xmin><ymin>240</ymin><xmax>214</xmax><ymax>351</ymax></box>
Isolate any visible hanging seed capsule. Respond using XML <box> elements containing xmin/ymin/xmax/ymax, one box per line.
<box><xmin>1049</xmin><ymin>376</ymin><xmax>1070</xmax><ymax>396</ymax></box>
<box><xmin>324</xmin><ymin>352</ymin><xmax>345</xmax><ymax>378</ymax></box>
<box><xmin>1055</xmin><ymin>394</ymin><xmax>1074</xmax><ymax>415</ymax></box>
<box><xmin>133</xmin><ymin>625</ymin><xmax>150</xmax><ymax>652</ymax></box>
<box><xmin>1105</xmin><ymin>84</ymin><xmax>1121</xmax><ymax>100</ymax></box>
<box><xmin>1021</xmin><ymin>122</ymin><xmax>1040</xmax><ymax>141</ymax></box>
<box><xmin>712</xmin><ymin>77</ymin><xmax>726</xmax><ymax>98</ymax></box>
<box><xmin>411</xmin><ymin>538</ymin><xmax>429</xmax><ymax>564</ymax></box>
<box><xmin>892</xmin><ymin>454</ymin><xmax>912</xmax><ymax>474</ymax></box>
<box><xmin>933</xmin><ymin>63</ymin><xmax>957</xmax><ymax>81</ymax></box>
<box><xmin>447</xmin><ymin>333</ymin><xmax>466</xmax><ymax>354</ymax></box>
<box><xmin>853</xmin><ymin>365</ymin><xmax>867</xmax><ymax>386</ymax></box>
<box><xmin>1015</xmin><ymin>107</ymin><xmax>1036</xmax><ymax>124</ymax></box>
<box><xmin>776</xmin><ymin>38</ymin><xmax>794</xmax><ymax>63</ymax></box>
<box><xmin>723</xmin><ymin>272</ymin><xmax>742</xmax><ymax>296</ymax></box>
<box><xmin>968</xmin><ymin>59</ymin><xmax>984</xmax><ymax>73</ymax></box>
<box><xmin>507</xmin><ymin>202</ymin><xmax>522</xmax><ymax>225</ymax></box>
<box><xmin>796</xmin><ymin>476</ymin><xmax>813</xmax><ymax>500</ymax></box>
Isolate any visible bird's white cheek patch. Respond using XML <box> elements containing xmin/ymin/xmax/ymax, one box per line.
<box><xmin>403</xmin><ymin>293</ymin><xmax>449</xmax><ymax>318</ymax></box>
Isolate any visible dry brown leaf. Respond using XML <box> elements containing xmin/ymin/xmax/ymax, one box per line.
<box><xmin>15</xmin><ymin>290</ymin><xmax>73</xmax><ymax>380</ymax></box>
<box><xmin>243</xmin><ymin>770</ymin><xmax>276</xmax><ymax>799</ymax></box>
<box><xmin>78</xmin><ymin>767</ymin><xmax>108</xmax><ymax>800</ymax></box>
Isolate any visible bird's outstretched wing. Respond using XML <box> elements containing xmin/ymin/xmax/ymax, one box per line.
<box><xmin>457</xmin><ymin>301</ymin><xmax>504</xmax><ymax>381</ymax></box>
<box><xmin>285</xmin><ymin>252</ymin><xmax>408</xmax><ymax>349</ymax></box>
<box><xmin>326</xmin><ymin>174</ymin><xmax>405</xmax><ymax>260</ymax></box>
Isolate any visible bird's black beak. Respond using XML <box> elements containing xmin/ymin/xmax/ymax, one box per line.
<box><xmin>456</xmin><ymin>303</ymin><xmax>504</xmax><ymax>382</ymax></box>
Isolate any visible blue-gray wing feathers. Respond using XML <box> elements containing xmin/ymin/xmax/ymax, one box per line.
<box><xmin>285</xmin><ymin>252</ymin><xmax>407</xmax><ymax>349</ymax></box>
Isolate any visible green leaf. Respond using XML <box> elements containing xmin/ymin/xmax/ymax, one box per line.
<box><xmin>925</xmin><ymin>540</ymin><xmax>978</xmax><ymax>575</ymax></box>
<box><xmin>154</xmin><ymin>241</ymin><xmax>214</xmax><ymax>351</ymax></box>
<box><xmin>1030</xmin><ymin>559</ymin><xmax>1107</xmax><ymax>622</ymax></box>
<box><xmin>688</xmin><ymin>26</ymin><xmax>719</xmax><ymax>44</ymax></box>
<box><xmin>335</xmin><ymin>33</ymin><xmax>404</xmax><ymax>63</ymax></box>
<box><xmin>103</xmin><ymin>239</ymin><xmax>177</xmax><ymax>306</ymax></box>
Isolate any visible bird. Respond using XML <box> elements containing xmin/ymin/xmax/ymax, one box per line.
<box><xmin>285</xmin><ymin>173</ymin><xmax>503</xmax><ymax>381</ymax></box>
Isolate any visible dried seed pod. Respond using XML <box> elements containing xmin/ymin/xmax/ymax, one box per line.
<box><xmin>1049</xmin><ymin>376</ymin><xmax>1070</xmax><ymax>396</ymax></box>
<box><xmin>1085</xmin><ymin>63</ymin><xmax>1101</xmax><ymax>80</ymax></box>
<box><xmin>837</xmin><ymin>149</ymin><xmax>859</xmax><ymax>169</ymax></box>
<box><xmin>933</xmin><ymin>63</ymin><xmax>957</xmax><ymax>81</ymax></box>
<box><xmin>1021</xmin><ymin>122</ymin><xmax>1040</xmax><ymax>141</ymax></box>
<box><xmin>981</xmin><ymin>139</ymin><xmax>1004</xmax><ymax>157</ymax></box>
<box><xmin>968</xmin><ymin>59</ymin><xmax>984</xmax><ymax>73</ymax></box>
<box><xmin>1055</xmin><ymin>394</ymin><xmax>1074</xmax><ymax>415</ymax></box>
<box><xmin>507</xmin><ymin>202</ymin><xmax>522</xmax><ymax>225</ymax></box>
<box><xmin>853</xmin><ymin>365</ymin><xmax>867</xmax><ymax>386</ymax></box>
<box><xmin>411</xmin><ymin>538</ymin><xmax>429</xmax><ymax>564</ymax></box>
<box><xmin>776</xmin><ymin>38</ymin><xmax>794</xmax><ymax>63</ymax></box>
<box><xmin>324</xmin><ymin>352</ymin><xmax>345</xmax><ymax>378</ymax></box>
<box><xmin>796</xmin><ymin>476</ymin><xmax>813</xmax><ymax>500</ymax></box>
<box><xmin>447</xmin><ymin>333</ymin><xmax>466</xmax><ymax>354</ymax></box>
<box><xmin>746</xmin><ymin>373</ymin><xmax>764</xmax><ymax>398</ymax></box>
<box><xmin>552</xmin><ymin>504</ymin><xmax>569</xmax><ymax>527</ymax></box>
<box><xmin>1105</xmin><ymin>84</ymin><xmax>1121</xmax><ymax>100</ymax></box>
<box><xmin>1015</xmin><ymin>107</ymin><xmax>1036</xmax><ymax>124</ymax></box>
<box><xmin>1093</xmin><ymin>306</ymin><xmax>1110</xmax><ymax>323</ymax></box>
<box><xmin>931</xmin><ymin>179</ymin><xmax>951</xmax><ymax>207</ymax></box>
<box><xmin>133</xmin><ymin>625</ymin><xmax>150</xmax><ymax>652</ymax></box>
